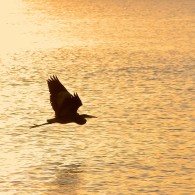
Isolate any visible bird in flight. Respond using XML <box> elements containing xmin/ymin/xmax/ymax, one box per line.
<box><xmin>30</xmin><ymin>75</ymin><xmax>96</xmax><ymax>128</ymax></box>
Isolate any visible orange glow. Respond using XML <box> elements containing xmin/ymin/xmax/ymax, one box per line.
<box><xmin>0</xmin><ymin>0</ymin><xmax>194</xmax><ymax>194</ymax></box>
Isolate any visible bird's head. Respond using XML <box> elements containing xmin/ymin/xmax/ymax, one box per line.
<box><xmin>75</xmin><ymin>115</ymin><xmax>87</xmax><ymax>125</ymax></box>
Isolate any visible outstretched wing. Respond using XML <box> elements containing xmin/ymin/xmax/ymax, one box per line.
<box><xmin>47</xmin><ymin>75</ymin><xmax>82</xmax><ymax>117</ymax></box>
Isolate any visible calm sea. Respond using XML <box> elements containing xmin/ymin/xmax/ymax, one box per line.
<box><xmin>0</xmin><ymin>0</ymin><xmax>194</xmax><ymax>194</ymax></box>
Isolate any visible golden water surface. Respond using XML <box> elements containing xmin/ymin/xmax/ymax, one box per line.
<box><xmin>0</xmin><ymin>0</ymin><xmax>194</xmax><ymax>194</ymax></box>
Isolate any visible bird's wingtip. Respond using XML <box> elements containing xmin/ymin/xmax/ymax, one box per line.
<box><xmin>47</xmin><ymin>75</ymin><xmax>59</xmax><ymax>82</ymax></box>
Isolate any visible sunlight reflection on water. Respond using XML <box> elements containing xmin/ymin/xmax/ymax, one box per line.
<box><xmin>0</xmin><ymin>0</ymin><xmax>194</xmax><ymax>194</ymax></box>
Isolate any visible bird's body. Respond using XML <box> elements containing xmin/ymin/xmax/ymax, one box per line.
<box><xmin>30</xmin><ymin>75</ymin><xmax>95</xmax><ymax>128</ymax></box>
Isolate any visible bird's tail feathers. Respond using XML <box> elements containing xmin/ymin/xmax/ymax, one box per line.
<box><xmin>47</xmin><ymin>118</ymin><xmax>57</xmax><ymax>123</ymax></box>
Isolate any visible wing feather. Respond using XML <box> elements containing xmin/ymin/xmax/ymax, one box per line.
<box><xmin>47</xmin><ymin>75</ymin><xmax>82</xmax><ymax>117</ymax></box>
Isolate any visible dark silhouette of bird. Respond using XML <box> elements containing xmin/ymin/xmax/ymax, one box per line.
<box><xmin>30</xmin><ymin>75</ymin><xmax>96</xmax><ymax>128</ymax></box>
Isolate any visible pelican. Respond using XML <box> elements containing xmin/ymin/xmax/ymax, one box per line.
<box><xmin>30</xmin><ymin>75</ymin><xmax>96</xmax><ymax>128</ymax></box>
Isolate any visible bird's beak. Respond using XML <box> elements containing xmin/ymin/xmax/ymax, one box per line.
<box><xmin>82</xmin><ymin>114</ymin><xmax>97</xmax><ymax>118</ymax></box>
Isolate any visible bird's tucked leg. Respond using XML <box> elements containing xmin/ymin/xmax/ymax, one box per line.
<box><xmin>30</xmin><ymin>118</ymin><xmax>57</xmax><ymax>129</ymax></box>
<box><xmin>30</xmin><ymin>122</ymin><xmax>50</xmax><ymax>129</ymax></box>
